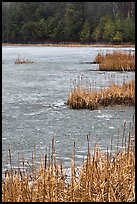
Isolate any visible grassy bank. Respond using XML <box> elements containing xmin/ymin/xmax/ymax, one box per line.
<box><xmin>67</xmin><ymin>80</ymin><xmax>135</xmax><ymax>110</ymax></box>
<box><xmin>2</xmin><ymin>131</ymin><xmax>135</xmax><ymax>202</ymax></box>
<box><xmin>94</xmin><ymin>51</ymin><xmax>135</xmax><ymax>71</ymax></box>
<box><xmin>2</xmin><ymin>43</ymin><xmax>135</xmax><ymax>48</ymax></box>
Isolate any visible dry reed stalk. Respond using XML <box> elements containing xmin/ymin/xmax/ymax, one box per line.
<box><xmin>15</xmin><ymin>57</ymin><xmax>33</xmax><ymax>64</ymax></box>
<box><xmin>2</xmin><ymin>120</ymin><xmax>135</xmax><ymax>202</ymax></box>
<box><xmin>73</xmin><ymin>143</ymin><xmax>135</xmax><ymax>202</ymax></box>
<box><xmin>94</xmin><ymin>51</ymin><xmax>135</xmax><ymax>71</ymax></box>
<box><xmin>2</xmin><ymin>146</ymin><xmax>135</xmax><ymax>202</ymax></box>
<box><xmin>67</xmin><ymin>79</ymin><xmax>135</xmax><ymax>110</ymax></box>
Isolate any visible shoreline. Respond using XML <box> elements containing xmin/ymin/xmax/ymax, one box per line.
<box><xmin>2</xmin><ymin>42</ymin><xmax>135</xmax><ymax>48</ymax></box>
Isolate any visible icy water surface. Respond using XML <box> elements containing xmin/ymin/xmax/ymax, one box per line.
<box><xmin>2</xmin><ymin>46</ymin><xmax>135</xmax><ymax>172</ymax></box>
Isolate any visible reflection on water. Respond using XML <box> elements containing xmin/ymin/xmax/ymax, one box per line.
<box><xmin>2</xmin><ymin>46</ymin><xmax>135</xmax><ymax>172</ymax></box>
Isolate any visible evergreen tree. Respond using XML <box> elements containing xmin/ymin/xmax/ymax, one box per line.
<box><xmin>112</xmin><ymin>31</ymin><xmax>123</xmax><ymax>44</ymax></box>
<box><xmin>112</xmin><ymin>17</ymin><xmax>124</xmax><ymax>43</ymax></box>
<box><xmin>123</xmin><ymin>17</ymin><xmax>135</xmax><ymax>42</ymax></box>
<box><xmin>92</xmin><ymin>16</ymin><xmax>109</xmax><ymax>42</ymax></box>
<box><xmin>103</xmin><ymin>17</ymin><xmax>115</xmax><ymax>42</ymax></box>
<box><xmin>64</xmin><ymin>2</ymin><xmax>83</xmax><ymax>42</ymax></box>
<box><xmin>80</xmin><ymin>21</ymin><xmax>91</xmax><ymax>43</ymax></box>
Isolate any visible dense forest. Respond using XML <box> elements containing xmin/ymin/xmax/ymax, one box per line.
<box><xmin>2</xmin><ymin>2</ymin><xmax>135</xmax><ymax>44</ymax></box>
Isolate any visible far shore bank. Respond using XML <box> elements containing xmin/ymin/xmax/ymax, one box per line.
<box><xmin>2</xmin><ymin>42</ymin><xmax>135</xmax><ymax>48</ymax></box>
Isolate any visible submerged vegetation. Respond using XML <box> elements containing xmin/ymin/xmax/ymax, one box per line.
<box><xmin>94</xmin><ymin>51</ymin><xmax>135</xmax><ymax>71</ymax></box>
<box><xmin>2</xmin><ymin>127</ymin><xmax>135</xmax><ymax>202</ymax></box>
<box><xmin>67</xmin><ymin>79</ymin><xmax>135</xmax><ymax>110</ymax></box>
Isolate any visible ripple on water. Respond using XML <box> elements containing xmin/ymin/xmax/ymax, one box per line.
<box><xmin>2</xmin><ymin>46</ymin><xmax>135</xmax><ymax>172</ymax></box>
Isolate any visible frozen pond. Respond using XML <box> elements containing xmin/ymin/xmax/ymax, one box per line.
<box><xmin>2</xmin><ymin>46</ymin><xmax>135</xmax><ymax>173</ymax></box>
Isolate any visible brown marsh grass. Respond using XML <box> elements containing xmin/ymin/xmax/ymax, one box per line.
<box><xmin>2</xmin><ymin>42</ymin><xmax>135</xmax><ymax>48</ymax></box>
<box><xmin>67</xmin><ymin>79</ymin><xmax>135</xmax><ymax>110</ymax></box>
<box><xmin>2</xmin><ymin>129</ymin><xmax>135</xmax><ymax>202</ymax></box>
<box><xmin>94</xmin><ymin>51</ymin><xmax>135</xmax><ymax>71</ymax></box>
<box><xmin>15</xmin><ymin>57</ymin><xmax>33</xmax><ymax>64</ymax></box>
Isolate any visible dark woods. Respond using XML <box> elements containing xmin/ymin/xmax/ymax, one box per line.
<box><xmin>2</xmin><ymin>2</ymin><xmax>135</xmax><ymax>44</ymax></box>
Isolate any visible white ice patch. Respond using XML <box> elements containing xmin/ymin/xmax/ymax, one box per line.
<box><xmin>52</xmin><ymin>100</ymin><xmax>65</xmax><ymax>108</ymax></box>
<box><xmin>109</xmin><ymin>126</ymin><xmax>114</xmax><ymax>129</ymax></box>
<box><xmin>96</xmin><ymin>114</ymin><xmax>112</xmax><ymax>119</ymax></box>
<box><xmin>23</xmin><ymin>110</ymin><xmax>44</xmax><ymax>116</ymax></box>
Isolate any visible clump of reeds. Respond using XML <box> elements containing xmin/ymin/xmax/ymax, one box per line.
<box><xmin>67</xmin><ymin>78</ymin><xmax>135</xmax><ymax>110</ymax></box>
<box><xmin>94</xmin><ymin>51</ymin><xmax>135</xmax><ymax>71</ymax></box>
<box><xmin>2</xmin><ymin>129</ymin><xmax>135</xmax><ymax>202</ymax></box>
<box><xmin>15</xmin><ymin>57</ymin><xmax>33</xmax><ymax>64</ymax></box>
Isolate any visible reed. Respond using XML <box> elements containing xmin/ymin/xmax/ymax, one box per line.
<box><xmin>94</xmin><ymin>51</ymin><xmax>135</xmax><ymax>71</ymax></box>
<box><xmin>2</xmin><ymin>43</ymin><xmax>135</xmax><ymax>48</ymax></box>
<box><xmin>2</xmin><ymin>129</ymin><xmax>135</xmax><ymax>202</ymax></box>
<box><xmin>67</xmin><ymin>79</ymin><xmax>135</xmax><ymax>110</ymax></box>
<box><xmin>15</xmin><ymin>57</ymin><xmax>33</xmax><ymax>64</ymax></box>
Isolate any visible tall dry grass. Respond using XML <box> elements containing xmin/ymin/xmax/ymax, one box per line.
<box><xmin>67</xmin><ymin>79</ymin><xmax>135</xmax><ymax>110</ymax></box>
<box><xmin>94</xmin><ymin>51</ymin><xmax>135</xmax><ymax>71</ymax></box>
<box><xmin>2</xmin><ymin>129</ymin><xmax>135</xmax><ymax>202</ymax></box>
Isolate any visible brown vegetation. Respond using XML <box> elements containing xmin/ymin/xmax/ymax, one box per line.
<box><xmin>94</xmin><ymin>51</ymin><xmax>135</xmax><ymax>71</ymax></box>
<box><xmin>2</xmin><ymin>43</ymin><xmax>135</xmax><ymax>48</ymax></box>
<box><xmin>2</xmin><ymin>132</ymin><xmax>135</xmax><ymax>202</ymax></box>
<box><xmin>67</xmin><ymin>79</ymin><xmax>135</xmax><ymax>110</ymax></box>
<box><xmin>15</xmin><ymin>57</ymin><xmax>33</xmax><ymax>64</ymax></box>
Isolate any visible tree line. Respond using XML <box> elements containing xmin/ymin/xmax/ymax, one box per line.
<box><xmin>2</xmin><ymin>2</ymin><xmax>135</xmax><ymax>44</ymax></box>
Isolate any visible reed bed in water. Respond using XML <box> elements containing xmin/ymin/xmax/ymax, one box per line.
<box><xmin>94</xmin><ymin>51</ymin><xmax>135</xmax><ymax>71</ymax></box>
<box><xmin>15</xmin><ymin>57</ymin><xmax>33</xmax><ymax>64</ymax></box>
<box><xmin>67</xmin><ymin>79</ymin><xmax>135</xmax><ymax>110</ymax></box>
<box><xmin>2</xmin><ymin>130</ymin><xmax>135</xmax><ymax>202</ymax></box>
